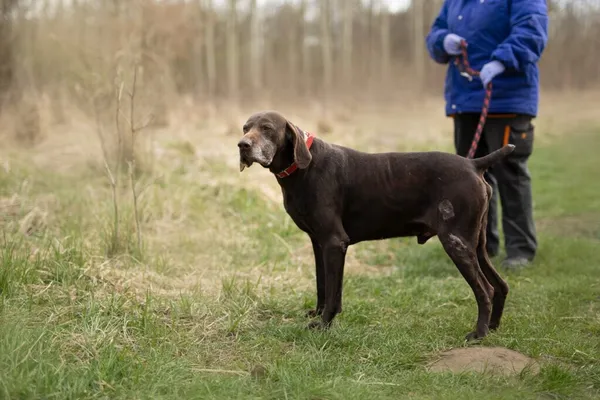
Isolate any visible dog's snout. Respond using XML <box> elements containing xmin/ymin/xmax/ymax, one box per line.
<box><xmin>237</xmin><ymin>138</ymin><xmax>252</xmax><ymax>151</ymax></box>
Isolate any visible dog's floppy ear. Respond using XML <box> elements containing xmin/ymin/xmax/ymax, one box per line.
<box><xmin>285</xmin><ymin>120</ymin><xmax>312</xmax><ymax>169</ymax></box>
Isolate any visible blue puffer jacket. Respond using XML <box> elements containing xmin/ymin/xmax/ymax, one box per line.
<box><xmin>426</xmin><ymin>0</ymin><xmax>549</xmax><ymax>117</ymax></box>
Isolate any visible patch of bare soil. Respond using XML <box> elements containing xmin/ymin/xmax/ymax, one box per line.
<box><xmin>427</xmin><ymin>347</ymin><xmax>540</xmax><ymax>376</ymax></box>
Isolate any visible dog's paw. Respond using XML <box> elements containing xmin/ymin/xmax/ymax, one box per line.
<box><xmin>488</xmin><ymin>321</ymin><xmax>500</xmax><ymax>331</ymax></box>
<box><xmin>307</xmin><ymin>320</ymin><xmax>323</xmax><ymax>330</ymax></box>
<box><xmin>307</xmin><ymin>320</ymin><xmax>330</xmax><ymax>330</ymax></box>
<box><xmin>305</xmin><ymin>308</ymin><xmax>322</xmax><ymax>318</ymax></box>
<box><xmin>465</xmin><ymin>330</ymin><xmax>487</xmax><ymax>342</ymax></box>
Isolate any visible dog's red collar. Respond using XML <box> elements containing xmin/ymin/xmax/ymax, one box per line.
<box><xmin>275</xmin><ymin>132</ymin><xmax>315</xmax><ymax>179</ymax></box>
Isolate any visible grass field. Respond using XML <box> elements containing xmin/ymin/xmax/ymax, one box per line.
<box><xmin>1</xmin><ymin>95</ymin><xmax>600</xmax><ymax>399</ymax></box>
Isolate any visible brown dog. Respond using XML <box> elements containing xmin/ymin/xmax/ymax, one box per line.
<box><xmin>238</xmin><ymin>110</ymin><xmax>514</xmax><ymax>341</ymax></box>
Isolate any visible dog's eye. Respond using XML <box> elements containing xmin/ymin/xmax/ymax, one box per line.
<box><xmin>261</xmin><ymin>125</ymin><xmax>272</xmax><ymax>132</ymax></box>
<box><xmin>242</xmin><ymin>125</ymin><xmax>249</xmax><ymax>133</ymax></box>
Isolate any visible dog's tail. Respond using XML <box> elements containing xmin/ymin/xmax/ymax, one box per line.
<box><xmin>471</xmin><ymin>144</ymin><xmax>516</xmax><ymax>172</ymax></box>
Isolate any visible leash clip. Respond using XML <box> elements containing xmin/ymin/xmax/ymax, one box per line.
<box><xmin>460</xmin><ymin>71</ymin><xmax>474</xmax><ymax>82</ymax></box>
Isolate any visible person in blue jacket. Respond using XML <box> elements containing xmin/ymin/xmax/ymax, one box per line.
<box><xmin>426</xmin><ymin>0</ymin><xmax>549</xmax><ymax>268</ymax></box>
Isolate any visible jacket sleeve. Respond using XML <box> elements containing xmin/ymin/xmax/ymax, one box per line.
<box><xmin>491</xmin><ymin>0</ymin><xmax>549</xmax><ymax>72</ymax></box>
<box><xmin>425</xmin><ymin>0</ymin><xmax>451</xmax><ymax>64</ymax></box>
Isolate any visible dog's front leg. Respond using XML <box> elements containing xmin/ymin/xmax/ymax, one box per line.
<box><xmin>308</xmin><ymin>234</ymin><xmax>349</xmax><ymax>330</ymax></box>
<box><xmin>306</xmin><ymin>237</ymin><xmax>325</xmax><ymax>318</ymax></box>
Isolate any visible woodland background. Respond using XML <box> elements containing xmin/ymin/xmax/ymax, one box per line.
<box><xmin>0</xmin><ymin>0</ymin><xmax>598</xmax><ymax>143</ymax></box>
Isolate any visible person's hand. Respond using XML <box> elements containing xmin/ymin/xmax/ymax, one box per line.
<box><xmin>443</xmin><ymin>33</ymin><xmax>465</xmax><ymax>56</ymax></box>
<box><xmin>480</xmin><ymin>61</ymin><xmax>506</xmax><ymax>87</ymax></box>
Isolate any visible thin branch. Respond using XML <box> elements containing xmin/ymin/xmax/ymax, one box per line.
<box><xmin>138</xmin><ymin>174</ymin><xmax>164</xmax><ymax>198</ymax></box>
<box><xmin>104</xmin><ymin>157</ymin><xmax>119</xmax><ymax>254</ymax></box>
<box><xmin>92</xmin><ymin>96</ymin><xmax>110</xmax><ymax>166</ymax></box>
<box><xmin>103</xmin><ymin>159</ymin><xmax>116</xmax><ymax>188</ymax></box>
<box><xmin>117</xmin><ymin>110</ymin><xmax>132</xmax><ymax>131</ymax></box>
<box><xmin>93</xmin><ymin>91</ymin><xmax>120</xmax><ymax>257</ymax></box>
<box><xmin>133</xmin><ymin>113</ymin><xmax>155</xmax><ymax>133</ymax></box>
<box><xmin>115</xmin><ymin>80</ymin><xmax>125</xmax><ymax>181</ymax></box>
<box><xmin>120</xmin><ymin>111</ymin><xmax>154</xmax><ymax>134</ymax></box>
<box><xmin>129</xmin><ymin>161</ymin><xmax>142</xmax><ymax>252</ymax></box>
<box><xmin>129</xmin><ymin>65</ymin><xmax>137</xmax><ymax>144</ymax></box>
<box><xmin>128</xmin><ymin>65</ymin><xmax>142</xmax><ymax>253</ymax></box>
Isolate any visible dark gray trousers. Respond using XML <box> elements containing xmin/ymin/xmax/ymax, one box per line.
<box><xmin>453</xmin><ymin>113</ymin><xmax>538</xmax><ymax>261</ymax></box>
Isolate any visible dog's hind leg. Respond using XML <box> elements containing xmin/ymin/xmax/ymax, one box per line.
<box><xmin>439</xmin><ymin>232</ymin><xmax>494</xmax><ymax>341</ymax></box>
<box><xmin>476</xmin><ymin>227</ymin><xmax>509</xmax><ymax>331</ymax></box>
<box><xmin>475</xmin><ymin>185</ymin><xmax>509</xmax><ymax>331</ymax></box>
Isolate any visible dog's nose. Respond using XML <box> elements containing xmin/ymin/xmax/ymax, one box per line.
<box><xmin>237</xmin><ymin>138</ymin><xmax>252</xmax><ymax>150</ymax></box>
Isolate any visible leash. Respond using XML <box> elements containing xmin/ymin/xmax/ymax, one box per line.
<box><xmin>453</xmin><ymin>39</ymin><xmax>493</xmax><ymax>159</ymax></box>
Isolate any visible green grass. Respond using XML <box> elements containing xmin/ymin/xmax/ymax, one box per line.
<box><xmin>1</xmin><ymin>129</ymin><xmax>600</xmax><ymax>399</ymax></box>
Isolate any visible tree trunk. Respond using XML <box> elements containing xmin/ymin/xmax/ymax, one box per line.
<box><xmin>380</xmin><ymin>3</ymin><xmax>390</xmax><ymax>88</ymax></box>
<box><xmin>412</xmin><ymin>0</ymin><xmax>425</xmax><ymax>88</ymax></box>
<box><xmin>320</xmin><ymin>0</ymin><xmax>333</xmax><ymax>98</ymax></box>
<box><xmin>341</xmin><ymin>0</ymin><xmax>354</xmax><ymax>87</ymax></box>
<box><xmin>226</xmin><ymin>0</ymin><xmax>239</xmax><ymax>101</ymax></box>
<box><xmin>204</xmin><ymin>0</ymin><xmax>217</xmax><ymax>98</ymax></box>
<box><xmin>367</xmin><ymin>0</ymin><xmax>377</xmax><ymax>92</ymax></box>
<box><xmin>249</xmin><ymin>0</ymin><xmax>261</xmax><ymax>94</ymax></box>
<box><xmin>300</xmin><ymin>0</ymin><xmax>310</xmax><ymax>95</ymax></box>
<box><xmin>287</xmin><ymin>6</ymin><xmax>299</xmax><ymax>94</ymax></box>
<box><xmin>0</xmin><ymin>0</ymin><xmax>18</xmax><ymax>102</ymax></box>
<box><xmin>191</xmin><ymin>0</ymin><xmax>205</xmax><ymax>97</ymax></box>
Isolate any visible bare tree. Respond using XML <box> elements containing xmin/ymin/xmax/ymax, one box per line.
<box><xmin>188</xmin><ymin>1</ymin><xmax>205</xmax><ymax>95</ymax></box>
<box><xmin>413</xmin><ymin>0</ymin><xmax>425</xmax><ymax>87</ymax></box>
<box><xmin>380</xmin><ymin>2</ymin><xmax>391</xmax><ymax>87</ymax></box>
<box><xmin>366</xmin><ymin>0</ymin><xmax>378</xmax><ymax>91</ymax></box>
<box><xmin>249</xmin><ymin>0</ymin><xmax>262</xmax><ymax>94</ymax></box>
<box><xmin>204</xmin><ymin>0</ymin><xmax>217</xmax><ymax>98</ymax></box>
<box><xmin>0</xmin><ymin>0</ymin><xmax>21</xmax><ymax>101</ymax></box>
<box><xmin>300</xmin><ymin>0</ymin><xmax>310</xmax><ymax>95</ymax></box>
<box><xmin>226</xmin><ymin>0</ymin><xmax>239</xmax><ymax>100</ymax></box>
<box><xmin>287</xmin><ymin>4</ymin><xmax>300</xmax><ymax>93</ymax></box>
<box><xmin>320</xmin><ymin>0</ymin><xmax>333</xmax><ymax>97</ymax></box>
<box><xmin>341</xmin><ymin>0</ymin><xmax>354</xmax><ymax>87</ymax></box>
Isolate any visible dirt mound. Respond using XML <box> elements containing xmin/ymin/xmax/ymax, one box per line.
<box><xmin>427</xmin><ymin>346</ymin><xmax>540</xmax><ymax>376</ymax></box>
